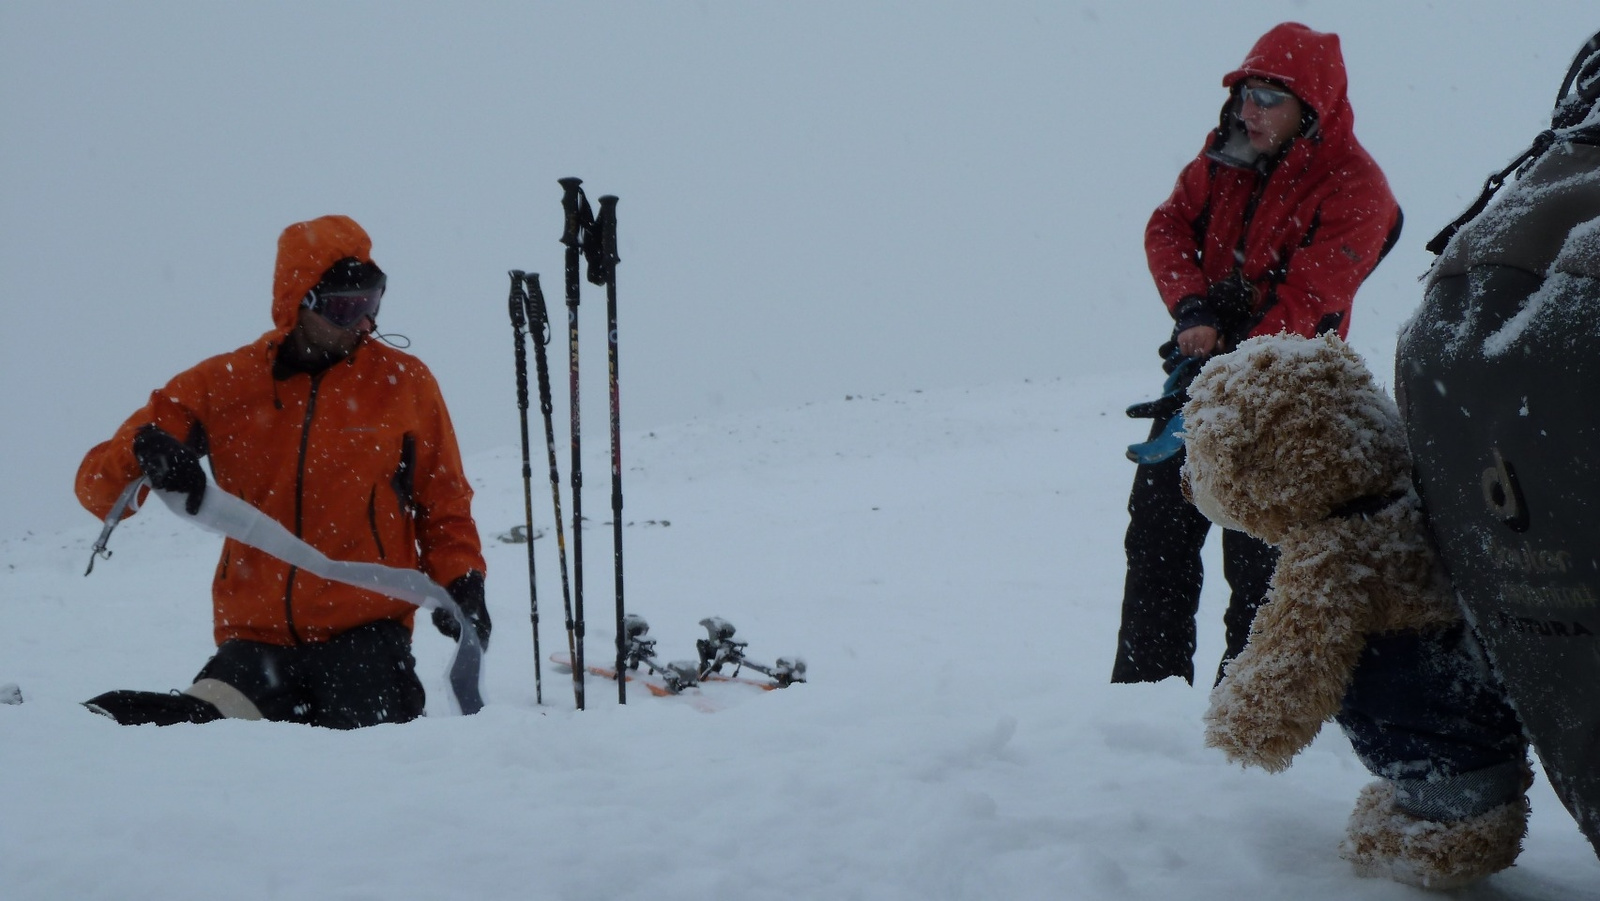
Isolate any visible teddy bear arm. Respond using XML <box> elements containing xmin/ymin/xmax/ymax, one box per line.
<box><xmin>1205</xmin><ymin>561</ymin><xmax>1376</xmax><ymax>771</ymax></box>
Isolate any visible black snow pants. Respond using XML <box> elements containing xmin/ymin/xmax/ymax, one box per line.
<box><xmin>194</xmin><ymin>619</ymin><xmax>427</xmax><ymax>729</ymax></box>
<box><xmin>1111</xmin><ymin>445</ymin><xmax>1278</xmax><ymax>686</ymax></box>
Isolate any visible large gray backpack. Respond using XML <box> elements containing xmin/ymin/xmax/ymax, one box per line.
<box><xmin>1397</xmin><ymin>31</ymin><xmax>1600</xmax><ymax>858</ymax></box>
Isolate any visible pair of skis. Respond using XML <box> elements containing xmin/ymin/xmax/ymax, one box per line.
<box><xmin>509</xmin><ymin>177</ymin><xmax>623</xmax><ymax>710</ymax></box>
<box><xmin>618</xmin><ymin>614</ymin><xmax>807</xmax><ymax>694</ymax></box>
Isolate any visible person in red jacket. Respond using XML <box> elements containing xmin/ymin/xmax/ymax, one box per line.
<box><xmin>1112</xmin><ymin>23</ymin><xmax>1403</xmax><ymax>686</ymax></box>
<box><xmin>76</xmin><ymin>215</ymin><xmax>490</xmax><ymax>728</ymax></box>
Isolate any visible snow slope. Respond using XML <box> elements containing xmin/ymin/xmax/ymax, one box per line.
<box><xmin>4</xmin><ymin>377</ymin><xmax>1598</xmax><ymax>900</ymax></box>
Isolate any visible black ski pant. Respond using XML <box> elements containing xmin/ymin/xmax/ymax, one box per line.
<box><xmin>1111</xmin><ymin>447</ymin><xmax>1278</xmax><ymax>686</ymax></box>
<box><xmin>194</xmin><ymin>619</ymin><xmax>427</xmax><ymax>729</ymax></box>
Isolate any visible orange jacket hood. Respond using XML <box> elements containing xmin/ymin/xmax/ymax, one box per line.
<box><xmin>272</xmin><ymin>216</ymin><xmax>376</xmax><ymax>331</ymax></box>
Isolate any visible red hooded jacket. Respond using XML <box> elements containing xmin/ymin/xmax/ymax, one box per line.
<box><xmin>1146</xmin><ymin>23</ymin><xmax>1401</xmax><ymax>341</ymax></box>
<box><xmin>76</xmin><ymin>216</ymin><xmax>486</xmax><ymax>647</ymax></box>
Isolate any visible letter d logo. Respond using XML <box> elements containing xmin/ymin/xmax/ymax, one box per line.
<box><xmin>1482</xmin><ymin>448</ymin><xmax>1530</xmax><ymax>532</ymax></box>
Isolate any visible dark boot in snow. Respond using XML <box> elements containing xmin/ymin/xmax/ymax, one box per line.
<box><xmin>84</xmin><ymin>689</ymin><xmax>224</xmax><ymax>726</ymax></box>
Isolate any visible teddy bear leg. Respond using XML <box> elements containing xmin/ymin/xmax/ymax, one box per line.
<box><xmin>1341</xmin><ymin>770</ymin><xmax>1529</xmax><ymax>889</ymax></box>
<box><xmin>1334</xmin><ymin>626</ymin><xmax>1533</xmax><ymax>887</ymax></box>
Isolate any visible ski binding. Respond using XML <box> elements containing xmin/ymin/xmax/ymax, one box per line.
<box><xmin>620</xmin><ymin>614</ymin><xmax>700</xmax><ymax>694</ymax></box>
<box><xmin>696</xmin><ymin>616</ymin><xmax>807</xmax><ymax>687</ymax></box>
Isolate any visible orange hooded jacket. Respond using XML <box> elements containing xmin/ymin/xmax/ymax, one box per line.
<box><xmin>76</xmin><ymin>216</ymin><xmax>486</xmax><ymax>647</ymax></box>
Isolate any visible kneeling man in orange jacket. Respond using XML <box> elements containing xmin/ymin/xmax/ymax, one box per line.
<box><xmin>76</xmin><ymin>215</ymin><xmax>489</xmax><ymax>728</ymax></box>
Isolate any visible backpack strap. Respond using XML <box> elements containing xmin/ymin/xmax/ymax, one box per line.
<box><xmin>1425</xmin><ymin>131</ymin><xmax>1557</xmax><ymax>255</ymax></box>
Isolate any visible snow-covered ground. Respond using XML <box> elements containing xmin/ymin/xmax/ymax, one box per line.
<box><xmin>4</xmin><ymin>376</ymin><xmax>1599</xmax><ymax>900</ymax></box>
<box><xmin>6</xmin><ymin>3</ymin><xmax>1600</xmax><ymax>898</ymax></box>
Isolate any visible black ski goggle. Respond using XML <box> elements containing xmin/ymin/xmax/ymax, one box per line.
<box><xmin>303</xmin><ymin>286</ymin><xmax>384</xmax><ymax>329</ymax></box>
<box><xmin>1239</xmin><ymin>85</ymin><xmax>1295</xmax><ymax>110</ymax></box>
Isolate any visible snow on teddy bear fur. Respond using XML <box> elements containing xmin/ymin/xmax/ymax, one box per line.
<box><xmin>1179</xmin><ymin>332</ymin><xmax>1460</xmax><ymax>773</ymax></box>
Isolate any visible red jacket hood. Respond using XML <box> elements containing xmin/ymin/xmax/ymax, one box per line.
<box><xmin>1222</xmin><ymin>22</ymin><xmax>1353</xmax><ymax>147</ymax></box>
<box><xmin>271</xmin><ymin>216</ymin><xmax>376</xmax><ymax>331</ymax></box>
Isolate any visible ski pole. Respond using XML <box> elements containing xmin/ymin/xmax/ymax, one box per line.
<box><xmin>559</xmin><ymin>176</ymin><xmax>592</xmax><ymax>710</ymax></box>
<box><xmin>507</xmin><ymin>271</ymin><xmax>543</xmax><ymax>705</ymax></box>
<box><xmin>593</xmin><ymin>194</ymin><xmax>627</xmax><ymax>705</ymax></box>
<box><xmin>523</xmin><ymin>274</ymin><xmax>578</xmax><ymax>697</ymax></box>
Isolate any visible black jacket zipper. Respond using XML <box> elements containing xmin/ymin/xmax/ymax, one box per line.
<box><xmin>368</xmin><ymin>486</ymin><xmax>387</xmax><ymax>560</ymax></box>
<box><xmin>281</xmin><ymin>371</ymin><xmax>325</xmax><ymax>645</ymax></box>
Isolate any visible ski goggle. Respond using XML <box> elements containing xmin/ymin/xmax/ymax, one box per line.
<box><xmin>1239</xmin><ymin>85</ymin><xmax>1295</xmax><ymax>110</ymax></box>
<box><xmin>303</xmin><ymin>286</ymin><xmax>384</xmax><ymax>329</ymax></box>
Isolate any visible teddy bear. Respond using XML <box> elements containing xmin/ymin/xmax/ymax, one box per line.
<box><xmin>1177</xmin><ymin>331</ymin><xmax>1531</xmax><ymax>889</ymax></box>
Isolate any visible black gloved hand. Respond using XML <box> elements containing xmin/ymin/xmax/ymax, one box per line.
<box><xmin>1203</xmin><ymin>272</ymin><xmax>1256</xmax><ymax>336</ymax></box>
<box><xmin>1171</xmin><ymin>296</ymin><xmax>1218</xmax><ymax>338</ymax></box>
<box><xmin>132</xmin><ymin>424</ymin><xmax>207</xmax><ymax>515</ymax></box>
<box><xmin>433</xmin><ymin>570</ymin><xmax>491</xmax><ymax>650</ymax></box>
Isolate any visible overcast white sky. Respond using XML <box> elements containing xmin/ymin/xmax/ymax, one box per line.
<box><xmin>4</xmin><ymin>1</ymin><xmax>1595</xmax><ymax>536</ymax></box>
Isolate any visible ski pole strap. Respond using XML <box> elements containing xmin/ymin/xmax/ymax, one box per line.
<box><xmin>147</xmin><ymin>483</ymin><xmax>485</xmax><ymax>715</ymax></box>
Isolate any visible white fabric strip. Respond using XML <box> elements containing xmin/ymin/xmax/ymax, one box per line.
<box><xmin>143</xmin><ymin>479</ymin><xmax>484</xmax><ymax>715</ymax></box>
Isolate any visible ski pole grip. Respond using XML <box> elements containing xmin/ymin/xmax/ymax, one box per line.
<box><xmin>523</xmin><ymin>273</ymin><xmax>550</xmax><ymax>338</ymax></box>
<box><xmin>525</xmin><ymin>274</ymin><xmax>557</xmax><ymax>418</ymax></box>
<box><xmin>559</xmin><ymin>177</ymin><xmax>585</xmax><ymax>250</ymax></box>
<box><xmin>597</xmin><ymin>195</ymin><xmax>619</xmax><ymax>263</ymax></box>
<box><xmin>587</xmin><ymin>195</ymin><xmax>619</xmax><ymax>286</ymax></box>
<box><xmin>508</xmin><ymin>270</ymin><xmax>528</xmax><ymax>331</ymax></box>
<box><xmin>508</xmin><ymin>272</ymin><xmax>530</xmax><ymax>413</ymax></box>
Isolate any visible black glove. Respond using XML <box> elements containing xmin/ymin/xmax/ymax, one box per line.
<box><xmin>1203</xmin><ymin>272</ymin><xmax>1256</xmax><ymax>337</ymax></box>
<box><xmin>1173</xmin><ymin>274</ymin><xmax>1257</xmax><ymax>341</ymax></box>
<box><xmin>1172</xmin><ymin>295</ymin><xmax>1218</xmax><ymax>336</ymax></box>
<box><xmin>132</xmin><ymin>424</ymin><xmax>206</xmax><ymax>515</ymax></box>
<box><xmin>433</xmin><ymin>570</ymin><xmax>491</xmax><ymax>649</ymax></box>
